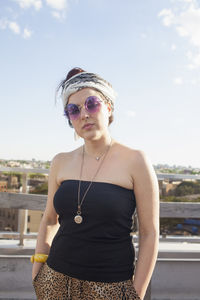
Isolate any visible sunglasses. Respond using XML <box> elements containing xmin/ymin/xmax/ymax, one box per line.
<box><xmin>64</xmin><ymin>96</ymin><xmax>103</xmax><ymax>121</ymax></box>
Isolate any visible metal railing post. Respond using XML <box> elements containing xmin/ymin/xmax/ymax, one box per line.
<box><xmin>18</xmin><ymin>173</ymin><xmax>28</xmax><ymax>246</ymax></box>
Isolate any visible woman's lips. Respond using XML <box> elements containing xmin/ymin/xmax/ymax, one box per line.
<box><xmin>82</xmin><ymin>123</ymin><xmax>94</xmax><ymax>130</ymax></box>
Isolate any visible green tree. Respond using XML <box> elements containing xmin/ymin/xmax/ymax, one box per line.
<box><xmin>31</xmin><ymin>183</ymin><xmax>48</xmax><ymax>195</ymax></box>
<box><xmin>174</xmin><ymin>181</ymin><xmax>200</xmax><ymax>196</ymax></box>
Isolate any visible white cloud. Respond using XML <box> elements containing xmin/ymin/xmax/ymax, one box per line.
<box><xmin>13</xmin><ymin>0</ymin><xmax>42</xmax><ymax>10</ymax></box>
<box><xmin>158</xmin><ymin>0</ymin><xmax>200</xmax><ymax>69</ymax></box>
<box><xmin>176</xmin><ymin>5</ymin><xmax>200</xmax><ymax>47</ymax></box>
<box><xmin>158</xmin><ymin>9</ymin><xmax>175</xmax><ymax>26</ymax></box>
<box><xmin>51</xmin><ymin>10</ymin><xmax>66</xmax><ymax>20</ymax></box>
<box><xmin>9</xmin><ymin>21</ymin><xmax>20</xmax><ymax>34</ymax></box>
<box><xmin>175</xmin><ymin>25</ymin><xmax>188</xmax><ymax>37</ymax></box>
<box><xmin>0</xmin><ymin>18</ymin><xmax>33</xmax><ymax>39</ymax></box>
<box><xmin>173</xmin><ymin>75</ymin><xmax>200</xmax><ymax>85</ymax></box>
<box><xmin>186</xmin><ymin>50</ymin><xmax>193</xmax><ymax>60</ymax></box>
<box><xmin>173</xmin><ymin>77</ymin><xmax>183</xmax><ymax>85</ymax></box>
<box><xmin>23</xmin><ymin>28</ymin><xmax>32</xmax><ymax>39</ymax></box>
<box><xmin>4</xmin><ymin>0</ymin><xmax>67</xmax><ymax>32</ymax></box>
<box><xmin>45</xmin><ymin>0</ymin><xmax>67</xmax><ymax>10</ymax></box>
<box><xmin>1</xmin><ymin>0</ymin><xmax>68</xmax><ymax>39</ymax></box>
<box><xmin>171</xmin><ymin>44</ymin><xmax>177</xmax><ymax>51</ymax></box>
<box><xmin>186</xmin><ymin>49</ymin><xmax>200</xmax><ymax>68</ymax></box>
<box><xmin>51</xmin><ymin>11</ymin><xmax>60</xmax><ymax>19</ymax></box>
<box><xmin>190</xmin><ymin>52</ymin><xmax>200</xmax><ymax>67</ymax></box>
<box><xmin>159</xmin><ymin>3</ymin><xmax>200</xmax><ymax>46</ymax></box>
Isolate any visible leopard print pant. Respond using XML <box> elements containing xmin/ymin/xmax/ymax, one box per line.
<box><xmin>32</xmin><ymin>262</ymin><xmax>141</xmax><ymax>300</ymax></box>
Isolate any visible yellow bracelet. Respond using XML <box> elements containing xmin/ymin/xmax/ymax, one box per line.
<box><xmin>30</xmin><ymin>253</ymin><xmax>48</xmax><ymax>263</ymax></box>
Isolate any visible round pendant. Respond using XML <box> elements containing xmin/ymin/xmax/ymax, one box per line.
<box><xmin>74</xmin><ymin>214</ymin><xmax>83</xmax><ymax>224</ymax></box>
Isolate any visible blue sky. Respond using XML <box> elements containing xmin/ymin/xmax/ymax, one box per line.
<box><xmin>0</xmin><ymin>0</ymin><xmax>199</xmax><ymax>167</ymax></box>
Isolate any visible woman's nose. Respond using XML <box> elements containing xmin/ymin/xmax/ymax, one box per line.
<box><xmin>80</xmin><ymin>106</ymin><xmax>90</xmax><ymax>119</ymax></box>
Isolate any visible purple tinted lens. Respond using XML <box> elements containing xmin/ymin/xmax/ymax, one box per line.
<box><xmin>66</xmin><ymin>104</ymin><xmax>80</xmax><ymax>120</ymax></box>
<box><xmin>85</xmin><ymin>96</ymin><xmax>101</xmax><ymax>113</ymax></box>
<box><xmin>64</xmin><ymin>96</ymin><xmax>101</xmax><ymax>121</ymax></box>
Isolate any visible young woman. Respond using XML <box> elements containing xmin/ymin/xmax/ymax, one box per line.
<box><xmin>31</xmin><ymin>68</ymin><xmax>159</xmax><ymax>300</ymax></box>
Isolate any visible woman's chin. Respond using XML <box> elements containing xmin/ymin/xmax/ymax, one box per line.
<box><xmin>82</xmin><ymin>131</ymin><xmax>101</xmax><ymax>141</ymax></box>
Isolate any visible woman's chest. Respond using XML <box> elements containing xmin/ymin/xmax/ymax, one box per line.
<box><xmin>57</xmin><ymin>154</ymin><xmax>135</xmax><ymax>190</ymax></box>
<box><xmin>54</xmin><ymin>180</ymin><xmax>135</xmax><ymax>225</ymax></box>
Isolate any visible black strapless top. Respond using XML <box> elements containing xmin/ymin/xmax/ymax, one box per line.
<box><xmin>46</xmin><ymin>179</ymin><xmax>136</xmax><ymax>282</ymax></box>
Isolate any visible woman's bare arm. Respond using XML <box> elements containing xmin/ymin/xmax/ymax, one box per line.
<box><xmin>32</xmin><ymin>153</ymin><xmax>62</xmax><ymax>280</ymax></box>
<box><xmin>132</xmin><ymin>150</ymin><xmax>160</xmax><ymax>300</ymax></box>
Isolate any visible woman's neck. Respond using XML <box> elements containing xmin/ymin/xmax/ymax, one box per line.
<box><xmin>83</xmin><ymin>135</ymin><xmax>114</xmax><ymax>159</ymax></box>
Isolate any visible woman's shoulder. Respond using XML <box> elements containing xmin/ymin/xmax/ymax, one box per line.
<box><xmin>114</xmin><ymin>140</ymin><xmax>146</xmax><ymax>160</ymax></box>
<box><xmin>51</xmin><ymin>147</ymin><xmax>82</xmax><ymax>163</ymax></box>
<box><xmin>115</xmin><ymin>142</ymin><xmax>155</xmax><ymax>186</ymax></box>
<box><xmin>114</xmin><ymin>141</ymin><xmax>153</xmax><ymax>173</ymax></box>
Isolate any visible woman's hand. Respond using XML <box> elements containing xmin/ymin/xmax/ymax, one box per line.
<box><xmin>133</xmin><ymin>284</ymin><xmax>142</xmax><ymax>300</ymax></box>
<box><xmin>32</xmin><ymin>261</ymin><xmax>44</xmax><ymax>281</ymax></box>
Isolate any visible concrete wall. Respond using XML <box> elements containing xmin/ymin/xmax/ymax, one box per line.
<box><xmin>0</xmin><ymin>255</ymin><xmax>35</xmax><ymax>300</ymax></box>
<box><xmin>0</xmin><ymin>255</ymin><xmax>200</xmax><ymax>300</ymax></box>
<box><xmin>152</xmin><ymin>259</ymin><xmax>200</xmax><ymax>300</ymax></box>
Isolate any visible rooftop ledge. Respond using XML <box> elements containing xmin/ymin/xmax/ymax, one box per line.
<box><xmin>0</xmin><ymin>236</ymin><xmax>200</xmax><ymax>259</ymax></box>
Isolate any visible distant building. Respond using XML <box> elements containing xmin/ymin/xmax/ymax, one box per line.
<box><xmin>0</xmin><ymin>180</ymin><xmax>18</xmax><ymax>231</ymax></box>
<box><xmin>0</xmin><ymin>176</ymin><xmax>44</xmax><ymax>233</ymax></box>
<box><xmin>0</xmin><ymin>181</ymin><xmax>7</xmax><ymax>192</ymax></box>
<box><xmin>0</xmin><ymin>208</ymin><xmax>18</xmax><ymax>231</ymax></box>
<box><xmin>26</xmin><ymin>211</ymin><xmax>43</xmax><ymax>233</ymax></box>
<box><xmin>158</xmin><ymin>180</ymin><xmax>181</xmax><ymax>196</ymax></box>
<box><xmin>7</xmin><ymin>161</ymin><xmax>20</xmax><ymax>167</ymax></box>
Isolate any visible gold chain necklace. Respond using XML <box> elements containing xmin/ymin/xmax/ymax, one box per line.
<box><xmin>74</xmin><ymin>138</ymin><xmax>113</xmax><ymax>224</ymax></box>
<box><xmin>91</xmin><ymin>150</ymin><xmax>108</xmax><ymax>161</ymax></box>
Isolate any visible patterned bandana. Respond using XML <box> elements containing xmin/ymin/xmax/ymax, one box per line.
<box><xmin>61</xmin><ymin>72</ymin><xmax>117</xmax><ymax>111</ymax></box>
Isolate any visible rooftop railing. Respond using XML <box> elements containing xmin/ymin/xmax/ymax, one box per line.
<box><xmin>0</xmin><ymin>167</ymin><xmax>200</xmax><ymax>244</ymax></box>
<box><xmin>0</xmin><ymin>167</ymin><xmax>200</xmax><ymax>300</ymax></box>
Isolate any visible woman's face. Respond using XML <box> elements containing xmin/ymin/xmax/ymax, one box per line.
<box><xmin>67</xmin><ymin>88</ymin><xmax>111</xmax><ymax>140</ymax></box>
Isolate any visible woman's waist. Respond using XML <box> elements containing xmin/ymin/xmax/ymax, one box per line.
<box><xmin>49</xmin><ymin>234</ymin><xmax>135</xmax><ymax>264</ymax></box>
<box><xmin>55</xmin><ymin>230</ymin><xmax>133</xmax><ymax>244</ymax></box>
<box><xmin>48</xmin><ymin>246</ymin><xmax>135</xmax><ymax>276</ymax></box>
<box><xmin>46</xmin><ymin>258</ymin><xmax>135</xmax><ymax>282</ymax></box>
